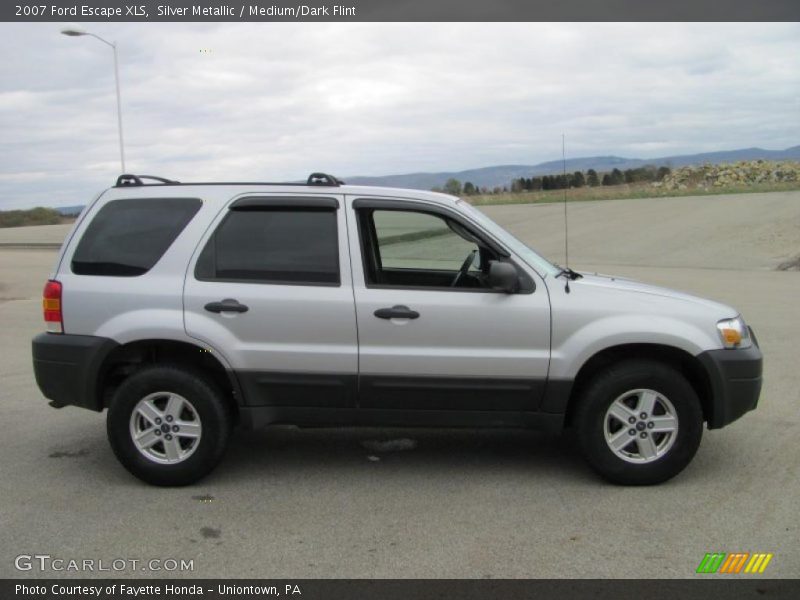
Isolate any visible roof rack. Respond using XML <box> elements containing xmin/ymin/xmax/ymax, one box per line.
<box><xmin>307</xmin><ymin>172</ymin><xmax>344</xmax><ymax>186</ymax></box>
<box><xmin>115</xmin><ymin>174</ymin><xmax>180</xmax><ymax>187</ymax></box>
<box><xmin>113</xmin><ymin>172</ymin><xmax>345</xmax><ymax>188</ymax></box>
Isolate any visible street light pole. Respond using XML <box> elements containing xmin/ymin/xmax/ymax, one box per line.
<box><xmin>62</xmin><ymin>29</ymin><xmax>126</xmax><ymax>173</ymax></box>
<box><xmin>110</xmin><ymin>41</ymin><xmax>126</xmax><ymax>173</ymax></box>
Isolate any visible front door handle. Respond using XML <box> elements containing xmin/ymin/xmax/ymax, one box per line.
<box><xmin>374</xmin><ymin>305</ymin><xmax>420</xmax><ymax>320</ymax></box>
<box><xmin>204</xmin><ymin>299</ymin><xmax>249</xmax><ymax>314</ymax></box>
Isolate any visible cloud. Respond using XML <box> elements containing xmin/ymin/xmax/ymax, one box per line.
<box><xmin>0</xmin><ymin>22</ymin><xmax>798</xmax><ymax>208</ymax></box>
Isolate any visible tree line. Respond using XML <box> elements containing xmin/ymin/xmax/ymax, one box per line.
<box><xmin>436</xmin><ymin>165</ymin><xmax>672</xmax><ymax>196</ymax></box>
<box><xmin>0</xmin><ymin>206</ymin><xmax>62</xmax><ymax>228</ymax></box>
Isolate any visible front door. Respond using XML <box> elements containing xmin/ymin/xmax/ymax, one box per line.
<box><xmin>346</xmin><ymin>197</ymin><xmax>551</xmax><ymax>412</ymax></box>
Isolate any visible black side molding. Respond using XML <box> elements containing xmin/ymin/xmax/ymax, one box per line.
<box><xmin>359</xmin><ymin>374</ymin><xmax>546</xmax><ymax>411</ymax></box>
<box><xmin>239</xmin><ymin>406</ymin><xmax>564</xmax><ymax>432</ymax></box>
<box><xmin>235</xmin><ymin>371</ymin><xmax>357</xmax><ymax>409</ymax></box>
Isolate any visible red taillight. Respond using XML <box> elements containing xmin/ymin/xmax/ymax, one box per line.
<box><xmin>43</xmin><ymin>280</ymin><xmax>63</xmax><ymax>333</ymax></box>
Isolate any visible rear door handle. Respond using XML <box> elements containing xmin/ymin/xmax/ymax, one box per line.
<box><xmin>204</xmin><ymin>299</ymin><xmax>249</xmax><ymax>314</ymax></box>
<box><xmin>374</xmin><ymin>305</ymin><xmax>420</xmax><ymax>320</ymax></box>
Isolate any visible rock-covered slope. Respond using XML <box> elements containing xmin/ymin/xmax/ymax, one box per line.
<box><xmin>654</xmin><ymin>160</ymin><xmax>800</xmax><ymax>191</ymax></box>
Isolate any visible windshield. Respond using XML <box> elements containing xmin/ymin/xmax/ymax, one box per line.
<box><xmin>456</xmin><ymin>199</ymin><xmax>560</xmax><ymax>277</ymax></box>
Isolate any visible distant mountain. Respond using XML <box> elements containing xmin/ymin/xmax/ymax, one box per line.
<box><xmin>45</xmin><ymin>145</ymin><xmax>800</xmax><ymax>212</ymax></box>
<box><xmin>345</xmin><ymin>145</ymin><xmax>800</xmax><ymax>190</ymax></box>
<box><xmin>54</xmin><ymin>205</ymin><xmax>84</xmax><ymax>217</ymax></box>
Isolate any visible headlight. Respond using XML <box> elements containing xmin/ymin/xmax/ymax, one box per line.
<box><xmin>716</xmin><ymin>316</ymin><xmax>752</xmax><ymax>349</ymax></box>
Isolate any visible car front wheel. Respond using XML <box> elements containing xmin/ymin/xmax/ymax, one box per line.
<box><xmin>574</xmin><ymin>359</ymin><xmax>703</xmax><ymax>485</ymax></box>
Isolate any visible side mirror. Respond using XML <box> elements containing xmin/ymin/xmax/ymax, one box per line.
<box><xmin>488</xmin><ymin>261</ymin><xmax>520</xmax><ymax>293</ymax></box>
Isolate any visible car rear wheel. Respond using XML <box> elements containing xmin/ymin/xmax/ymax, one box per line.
<box><xmin>107</xmin><ymin>365</ymin><xmax>231</xmax><ymax>486</ymax></box>
<box><xmin>574</xmin><ymin>359</ymin><xmax>703</xmax><ymax>485</ymax></box>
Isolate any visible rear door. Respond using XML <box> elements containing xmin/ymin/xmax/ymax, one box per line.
<box><xmin>184</xmin><ymin>194</ymin><xmax>358</xmax><ymax>408</ymax></box>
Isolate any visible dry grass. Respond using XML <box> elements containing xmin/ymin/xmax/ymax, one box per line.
<box><xmin>467</xmin><ymin>181</ymin><xmax>800</xmax><ymax>207</ymax></box>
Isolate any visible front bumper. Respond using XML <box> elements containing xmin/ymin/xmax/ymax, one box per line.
<box><xmin>697</xmin><ymin>333</ymin><xmax>763</xmax><ymax>429</ymax></box>
<box><xmin>31</xmin><ymin>333</ymin><xmax>118</xmax><ymax>411</ymax></box>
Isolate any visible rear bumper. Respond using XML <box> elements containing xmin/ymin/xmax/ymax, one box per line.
<box><xmin>31</xmin><ymin>333</ymin><xmax>118</xmax><ymax>411</ymax></box>
<box><xmin>697</xmin><ymin>337</ymin><xmax>763</xmax><ymax>429</ymax></box>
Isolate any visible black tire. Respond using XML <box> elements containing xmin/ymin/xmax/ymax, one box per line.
<box><xmin>107</xmin><ymin>365</ymin><xmax>232</xmax><ymax>486</ymax></box>
<box><xmin>574</xmin><ymin>359</ymin><xmax>703</xmax><ymax>485</ymax></box>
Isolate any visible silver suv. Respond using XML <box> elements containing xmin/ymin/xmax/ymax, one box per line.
<box><xmin>32</xmin><ymin>173</ymin><xmax>763</xmax><ymax>486</ymax></box>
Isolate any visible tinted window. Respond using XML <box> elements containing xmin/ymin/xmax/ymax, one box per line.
<box><xmin>72</xmin><ymin>198</ymin><xmax>201</xmax><ymax>276</ymax></box>
<box><xmin>195</xmin><ymin>208</ymin><xmax>339</xmax><ymax>284</ymax></box>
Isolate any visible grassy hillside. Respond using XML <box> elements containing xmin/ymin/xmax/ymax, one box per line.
<box><xmin>347</xmin><ymin>146</ymin><xmax>800</xmax><ymax>189</ymax></box>
<box><xmin>468</xmin><ymin>179</ymin><xmax>800</xmax><ymax>207</ymax></box>
<box><xmin>465</xmin><ymin>159</ymin><xmax>800</xmax><ymax>205</ymax></box>
<box><xmin>0</xmin><ymin>207</ymin><xmax>64</xmax><ymax>228</ymax></box>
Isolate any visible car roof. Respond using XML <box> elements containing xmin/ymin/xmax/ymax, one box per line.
<box><xmin>103</xmin><ymin>179</ymin><xmax>460</xmax><ymax>207</ymax></box>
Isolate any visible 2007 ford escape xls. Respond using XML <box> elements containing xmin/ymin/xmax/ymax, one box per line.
<box><xmin>31</xmin><ymin>173</ymin><xmax>763</xmax><ymax>486</ymax></box>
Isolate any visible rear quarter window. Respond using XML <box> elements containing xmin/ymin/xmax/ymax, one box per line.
<box><xmin>71</xmin><ymin>198</ymin><xmax>202</xmax><ymax>276</ymax></box>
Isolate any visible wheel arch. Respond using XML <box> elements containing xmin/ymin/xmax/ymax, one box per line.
<box><xmin>562</xmin><ymin>343</ymin><xmax>714</xmax><ymax>427</ymax></box>
<box><xmin>96</xmin><ymin>339</ymin><xmax>243</xmax><ymax>416</ymax></box>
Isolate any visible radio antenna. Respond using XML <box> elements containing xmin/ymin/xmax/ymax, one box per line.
<box><xmin>562</xmin><ymin>133</ymin><xmax>570</xmax><ymax>293</ymax></box>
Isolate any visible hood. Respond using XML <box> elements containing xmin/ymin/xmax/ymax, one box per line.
<box><xmin>574</xmin><ymin>272</ymin><xmax>737</xmax><ymax>316</ymax></box>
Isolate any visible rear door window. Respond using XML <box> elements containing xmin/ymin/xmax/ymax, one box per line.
<box><xmin>195</xmin><ymin>208</ymin><xmax>340</xmax><ymax>285</ymax></box>
<box><xmin>72</xmin><ymin>198</ymin><xmax>201</xmax><ymax>276</ymax></box>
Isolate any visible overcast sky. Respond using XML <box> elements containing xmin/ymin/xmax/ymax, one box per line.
<box><xmin>1</xmin><ymin>22</ymin><xmax>798</xmax><ymax>208</ymax></box>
